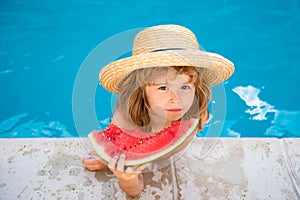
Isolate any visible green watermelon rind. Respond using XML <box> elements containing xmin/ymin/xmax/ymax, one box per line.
<box><xmin>88</xmin><ymin>118</ymin><xmax>199</xmax><ymax>166</ymax></box>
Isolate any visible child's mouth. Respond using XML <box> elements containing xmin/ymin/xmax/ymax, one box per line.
<box><xmin>166</xmin><ymin>109</ymin><xmax>182</xmax><ymax>112</ymax></box>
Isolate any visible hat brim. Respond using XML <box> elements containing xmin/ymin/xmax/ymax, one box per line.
<box><xmin>99</xmin><ymin>49</ymin><xmax>234</xmax><ymax>93</ymax></box>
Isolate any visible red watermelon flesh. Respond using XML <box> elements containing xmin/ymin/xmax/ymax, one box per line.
<box><xmin>88</xmin><ymin>118</ymin><xmax>199</xmax><ymax>166</ymax></box>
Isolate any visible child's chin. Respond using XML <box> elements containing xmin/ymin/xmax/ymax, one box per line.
<box><xmin>167</xmin><ymin>115</ymin><xmax>183</xmax><ymax>122</ymax></box>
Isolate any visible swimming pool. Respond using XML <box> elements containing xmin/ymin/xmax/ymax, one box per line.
<box><xmin>1</xmin><ymin>0</ymin><xmax>299</xmax><ymax>138</ymax></box>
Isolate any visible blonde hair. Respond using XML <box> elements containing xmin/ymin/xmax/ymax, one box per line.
<box><xmin>116</xmin><ymin>66</ymin><xmax>211</xmax><ymax>131</ymax></box>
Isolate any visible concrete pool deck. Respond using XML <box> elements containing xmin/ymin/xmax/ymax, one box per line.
<box><xmin>0</xmin><ymin>138</ymin><xmax>299</xmax><ymax>199</ymax></box>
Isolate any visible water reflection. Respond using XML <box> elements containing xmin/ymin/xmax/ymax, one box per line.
<box><xmin>232</xmin><ymin>85</ymin><xmax>300</xmax><ymax>137</ymax></box>
<box><xmin>0</xmin><ymin>113</ymin><xmax>73</xmax><ymax>138</ymax></box>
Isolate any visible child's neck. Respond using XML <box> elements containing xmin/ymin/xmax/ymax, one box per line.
<box><xmin>149</xmin><ymin>117</ymin><xmax>172</xmax><ymax>133</ymax></box>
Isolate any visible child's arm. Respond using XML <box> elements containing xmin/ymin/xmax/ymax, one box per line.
<box><xmin>118</xmin><ymin>170</ymin><xmax>144</xmax><ymax>196</ymax></box>
<box><xmin>108</xmin><ymin>154</ymin><xmax>148</xmax><ymax>196</ymax></box>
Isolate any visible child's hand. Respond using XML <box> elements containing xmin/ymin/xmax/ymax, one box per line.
<box><xmin>82</xmin><ymin>151</ymin><xmax>108</xmax><ymax>171</ymax></box>
<box><xmin>108</xmin><ymin>154</ymin><xmax>149</xmax><ymax>196</ymax></box>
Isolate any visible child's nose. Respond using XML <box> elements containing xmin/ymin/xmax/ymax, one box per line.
<box><xmin>169</xmin><ymin>90</ymin><xmax>181</xmax><ymax>103</ymax></box>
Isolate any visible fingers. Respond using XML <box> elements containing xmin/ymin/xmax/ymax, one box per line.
<box><xmin>83</xmin><ymin>151</ymin><xmax>100</xmax><ymax>162</ymax></box>
<box><xmin>108</xmin><ymin>155</ymin><xmax>119</xmax><ymax>170</ymax></box>
<box><xmin>82</xmin><ymin>159</ymin><xmax>102</xmax><ymax>171</ymax></box>
<box><xmin>108</xmin><ymin>154</ymin><xmax>126</xmax><ymax>172</ymax></box>
<box><xmin>117</xmin><ymin>154</ymin><xmax>126</xmax><ymax>171</ymax></box>
<box><xmin>108</xmin><ymin>154</ymin><xmax>149</xmax><ymax>174</ymax></box>
<box><xmin>82</xmin><ymin>157</ymin><xmax>100</xmax><ymax>165</ymax></box>
<box><xmin>82</xmin><ymin>153</ymin><xmax>108</xmax><ymax>171</ymax></box>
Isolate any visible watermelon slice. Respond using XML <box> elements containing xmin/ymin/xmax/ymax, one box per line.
<box><xmin>88</xmin><ymin>118</ymin><xmax>199</xmax><ymax>166</ymax></box>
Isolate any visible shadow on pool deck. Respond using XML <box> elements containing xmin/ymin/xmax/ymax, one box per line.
<box><xmin>0</xmin><ymin>138</ymin><xmax>299</xmax><ymax>199</ymax></box>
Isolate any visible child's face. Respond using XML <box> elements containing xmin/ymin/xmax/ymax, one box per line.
<box><xmin>145</xmin><ymin>69</ymin><xmax>195</xmax><ymax>125</ymax></box>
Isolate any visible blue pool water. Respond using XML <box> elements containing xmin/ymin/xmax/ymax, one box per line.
<box><xmin>1</xmin><ymin>0</ymin><xmax>299</xmax><ymax>138</ymax></box>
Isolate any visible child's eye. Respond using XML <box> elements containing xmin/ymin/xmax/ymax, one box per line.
<box><xmin>158</xmin><ymin>86</ymin><xmax>168</xmax><ymax>90</ymax></box>
<box><xmin>181</xmin><ymin>85</ymin><xmax>191</xmax><ymax>90</ymax></box>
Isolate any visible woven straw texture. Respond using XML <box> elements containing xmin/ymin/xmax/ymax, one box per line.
<box><xmin>99</xmin><ymin>25</ymin><xmax>234</xmax><ymax>93</ymax></box>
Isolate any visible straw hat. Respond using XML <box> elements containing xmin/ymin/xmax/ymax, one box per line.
<box><xmin>99</xmin><ymin>24</ymin><xmax>234</xmax><ymax>93</ymax></box>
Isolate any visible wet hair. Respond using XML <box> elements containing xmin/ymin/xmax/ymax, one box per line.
<box><xmin>116</xmin><ymin>66</ymin><xmax>211</xmax><ymax>131</ymax></box>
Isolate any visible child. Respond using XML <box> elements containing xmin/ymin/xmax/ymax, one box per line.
<box><xmin>82</xmin><ymin>24</ymin><xmax>234</xmax><ymax>196</ymax></box>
